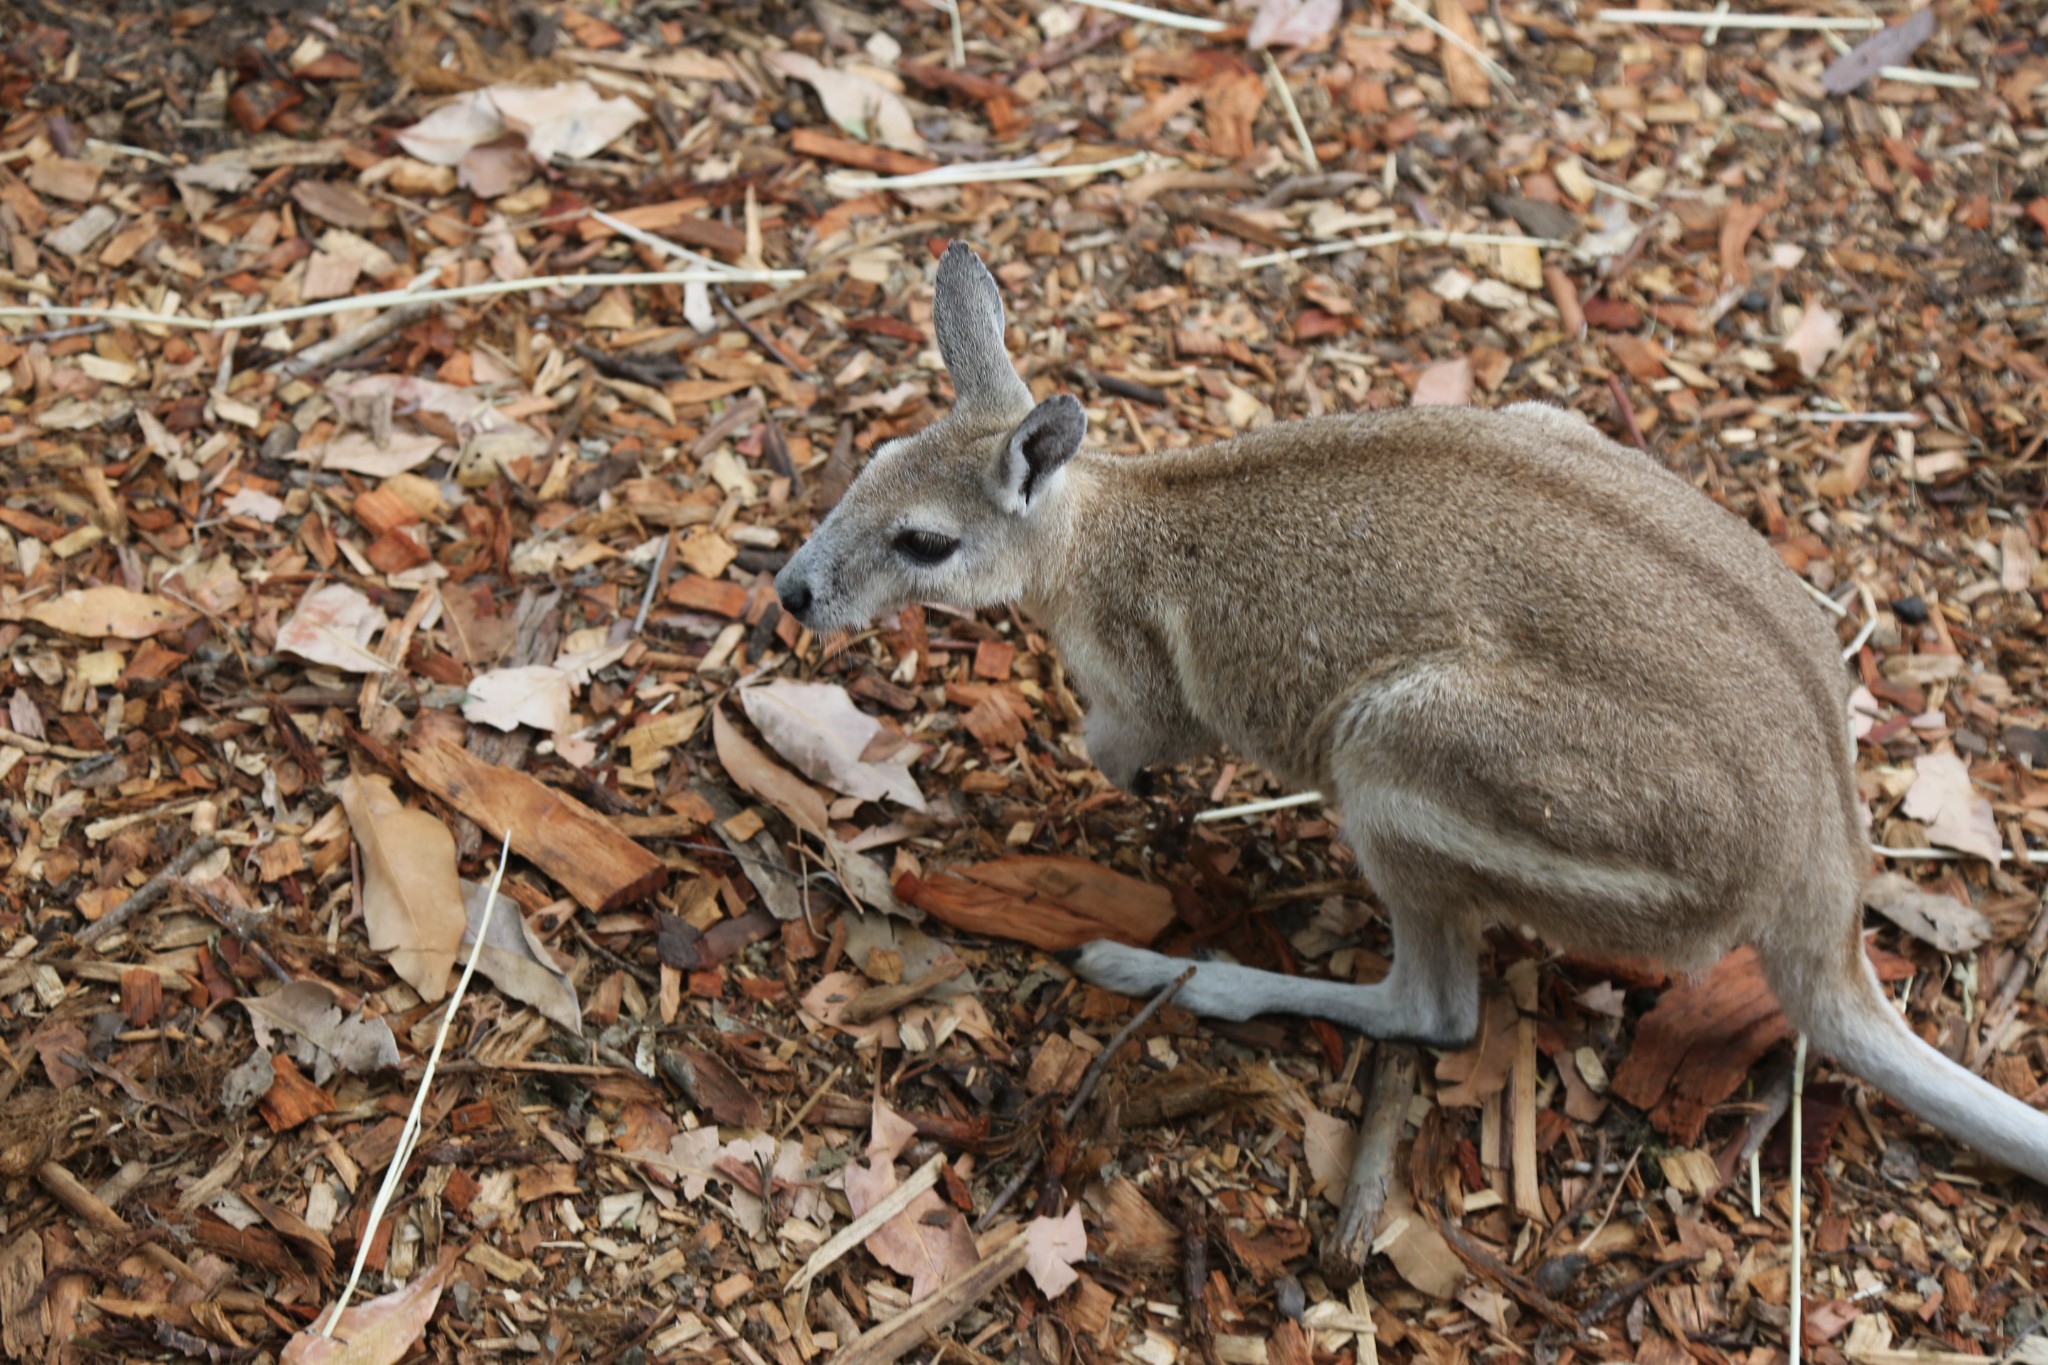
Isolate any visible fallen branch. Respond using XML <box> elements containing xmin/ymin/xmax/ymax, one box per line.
<box><xmin>72</xmin><ymin>836</ymin><xmax>222</xmax><ymax>949</ymax></box>
<box><xmin>0</xmin><ymin>269</ymin><xmax>801</xmax><ymax>335</ymax></box>
<box><xmin>832</xmin><ymin>1231</ymin><xmax>1032</xmax><ymax>1365</ymax></box>
<box><xmin>826</xmin><ymin>150</ymin><xmax>1148</xmax><ymax>196</ymax></box>
<box><xmin>785</xmin><ymin>1154</ymin><xmax>945</xmax><ymax>1297</ymax></box>
<box><xmin>1598</xmin><ymin>7</ymin><xmax>1883</xmax><ymax>29</ymax></box>
<box><xmin>1322</xmin><ymin>1043</ymin><xmax>1420</xmax><ymax>1288</ymax></box>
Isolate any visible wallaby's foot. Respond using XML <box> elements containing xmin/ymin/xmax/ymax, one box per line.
<box><xmin>1062</xmin><ymin>941</ymin><xmax>1259</xmax><ymax>1020</ymax></box>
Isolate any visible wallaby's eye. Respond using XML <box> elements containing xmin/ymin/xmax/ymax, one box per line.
<box><xmin>893</xmin><ymin>530</ymin><xmax>959</xmax><ymax>566</ymax></box>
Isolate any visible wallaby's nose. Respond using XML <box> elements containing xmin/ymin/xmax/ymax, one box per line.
<box><xmin>777</xmin><ymin>575</ymin><xmax>813</xmax><ymax>621</ymax></box>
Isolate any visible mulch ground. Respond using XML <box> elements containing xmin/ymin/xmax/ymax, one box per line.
<box><xmin>2</xmin><ymin>0</ymin><xmax>2048</xmax><ymax>1362</ymax></box>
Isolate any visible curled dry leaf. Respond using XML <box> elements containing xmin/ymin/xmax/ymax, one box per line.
<box><xmin>741</xmin><ymin>680</ymin><xmax>926</xmax><ymax>812</ymax></box>
<box><xmin>844</xmin><ymin>1103</ymin><xmax>978</xmax><ymax>1302</ymax></box>
<box><xmin>27</xmin><ymin>585</ymin><xmax>194</xmax><ymax>640</ymax></box>
<box><xmin>1301</xmin><ymin>1106</ymin><xmax>1358</xmax><ymax>1204</ymax></box>
<box><xmin>462</xmin><ymin>665</ymin><xmax>575</xmax><ymax>733</ymax></box>
<box><xmin>1248</xmin><ymin>0</ymin><xmax>1341</xmax><ymax>49</ymax></box>
<box><xmin>276</xmin><ymin>583</ymin><xmax>393</xmax><ymax>674</ymax></box>
<box><xmin>1861</xmin><ymin>872</ymin><xmax>1991</xmax><ymax>955</ymax></box>
<box><xmin>336</xmin><ymin>773</ymin><xmax>466</xmax><ymax>1002</ymax></box>
<box><xmin>397</xmin><ymin>81</ymin><xmax>647</xmax><ymax>167</ymax></box>
<box><xmin>895</xmin><ymin>856</ymin><xmax>1176</xmax><ymax>951</ymax></box>
<box><xmin>713</xmin><ymin>704</ymin><xmax>829</xmax><ymax>837</ymax></box>
<box><xmin>240</xmin><ymin>980</ymin><xmax>401</xmax><ymax>1084</ymax></box>
<box><xmin>283</xmin><ymin>1247</ymin><xmax>460</xmax><ymax>1365</ymax></box>
<box><xmin>1023</xmin><ymin>1206</ymin><xmax>1088</xmax><ymax>1298</ymax></box>
<box><xmin>1901</xmin><ymin>750</ymin><xmax>2000</xmax><ymax>862</ymax></box>
<box><xmin>763</xmin><ymin>52</ymin><xmax>925</xmax><ymax>153</ymax></box>
<box><xmin>461</xmin><ymin>878</ymin><xmax>582</xmax><ymax>1035</ymax></box>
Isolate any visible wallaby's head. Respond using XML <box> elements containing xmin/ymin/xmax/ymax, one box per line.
<box><xmin>775</xmin><ymin>242</ymin><xmax>1088</xmax><ymax>635</ymax></box>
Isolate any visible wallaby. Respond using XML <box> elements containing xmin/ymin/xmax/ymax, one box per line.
<box><xmin>775</xmin><ymin>241</ymin><xmax>2048</xmax><ymax>1184</ymax></box>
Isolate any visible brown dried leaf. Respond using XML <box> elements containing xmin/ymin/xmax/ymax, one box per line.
<box><xmin>27</xmin><ymin>586</ymin><xmax>194</xmax><ymax>641</ymax></box>
<box><xmin>897</xmin><ymin>856</ymin><xmax>1176</xmax><ymax>951</ymax></box>
<box><xmin>336</xmin><ymin>773</ymin><xmax>465</xmax><ymax>1003</ymax></box>
<box><xmin>712</xmin><ymin>705</ymin><xmax>829</xmax><ymax>837</ymax></box>
<box><xmin>283</xmin><ymin>1248</ymin><xmax>459</xmax><ymax>1365</ymax></box>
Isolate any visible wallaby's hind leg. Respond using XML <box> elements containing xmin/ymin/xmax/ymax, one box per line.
<box><xmin>1064</xmin><ymin>891</ymin><xmax>1481</xmax><ymax>1044</ymax></box>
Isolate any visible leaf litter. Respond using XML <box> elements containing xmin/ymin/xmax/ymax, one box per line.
<box><xmin>3</xmin><ymin>0</ymin><xmax>2048</xmax><ymax>1361</ymax></box>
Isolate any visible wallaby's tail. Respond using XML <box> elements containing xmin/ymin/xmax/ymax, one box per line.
<box><xmin>1770</xmin><ymin>914</ymin><xmax>2048</xmax><ymax>1185</ymax></box>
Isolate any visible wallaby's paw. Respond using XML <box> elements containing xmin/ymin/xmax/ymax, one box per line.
<box><xmin>1064</xmin><ymin>941</ymin><xmax>1190</xmax><ymax>997</ymax></box>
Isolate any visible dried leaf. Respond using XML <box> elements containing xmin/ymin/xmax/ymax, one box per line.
<box><xmin>1410</xmin><ymin>356</ymin><xmax>1472</xmax><ymax>407</ymax></box>
<box><xmin>1902</xmin><ymin>751</ymin><xmax>2000</xmax><ymax>862</ymax></box>
<box><xmin>764</xmin><ymin>52</ymin><xmax>926</xmax><ymax>153</ymax></box>
<box><xmin>240</xmin><ymin>981</ymin><xmax>400</xmax><ymax>1085</ymax></box>
<box><xmin>283</xmin><ymin>1248</ymin><xmax>459</xmax><ymax>1365</ymax></box>
<box><xmin>462</xmin><ymin>879</ymin><xmax>582</xmax><ymax>1035</ymax></box>
<box><xmin>1023</xmin><ymin>1206</ymin><xmax>1088</xmax><ymax>1298</ymax></box>
<box><xmin>1778</xmin><ymin>302</ymin><xmax>1844</xmax><ymax>379</ymax></box>
<box><xmin>276</xmin><ymin>584</ymin><xmax>393</xmax><ymax>675</ymax></box>
<box><xmin>1823</xmin><ymin>8</ymin><xmax>1936</xmax><ymax>96</ymax></box>
<box><xmin>336</xmin><ymin>773</ymin><xmax>466</xmax><ymax>1002</ymax></box>
<box><xmin>712</xmin><ymin>705</ymin><xmax>829</xmax><ymax>837</ymax></box>
<box><xmin>1861</xmin><ymin>873</ymin><xmax>1990</xmax><ymax>955</ymax></box>
<box><xmin>1248</xmin><ymin>0</ymin><xmax>1341</xmax><ymax>49</ymax></box>
<box><xmin>741</xmin><ymin>681</ymin><xmax>926</xmax><ymax>811</ymax></box>
<box><xmin>27</xmin><ymin>586</ymin><xmax>193</xmax><ymax>641</ymax></box>
<box><xmin>1302</xmin><ymin>1106</ymin><xmax>1357</xmax><ymax>1203</ymax></box>
<box><xmin>398</xmin><ymin>82</ymin><xmax>646</xmax><ymax>166</ymax></box>
<box><xmin>462</xmin><ymin>665</ymin><xmax>575</xmax><ymax>733</ymax></box>
<box><xmin>844</xmin><ymin>1103</ymin><xmax>978</xmax><ymax>1302</ymax></box>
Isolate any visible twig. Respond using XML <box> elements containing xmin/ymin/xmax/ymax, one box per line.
<box><xmin>825</xmin><ymin>150</ymin><xmax>1148</xmax><ymax>195</ymax></box>
<box><xmin>713</xmin><ymin>283</ymin><xmax>816</xmax><ymax>382</ymax></box>
<box><xmin>778</xmin><ymin>1063</ymin><xmax>846</xmax><ymax>1140</ymax></box>
<box><xmin>1971</xmin><ymin>889</ymin><xmax>2048</xmax><ymax>1072</ymax></box>
<box><xmin>1598</xmin><ymin>8</ymin><xmax>1882</xmax><ymax>30</ymax></box>
<box><xmin>976</xmin><ymin>966</ymin><xmax>1196</xmax><ymax>1231</ymax></box>
<box><xmin>320</xmin><ymin>837</ymin><xmax>514</xmax><ymax>1336</ymax></box>
<box><xmin>1262</xmin><ymin>52</ymin><xmax>1319</xmax><ymax>172</ymax></box>
<box><xmin>1578</xmin><ymin>1256</ymin><xmax>1701</xmax><ymax>1327</ymax></box>
<box><xmin>1577</xmin><ymin>1143</ymin><xmax>1643</xmax><ymax>1252</ymax></box>
<box><xmin>0</xmin><ymin>269</ymin><xmax>803</xmax><ymax>335</ymax></box>
<box><xmin>1067</xmin><ymin>0</ymin><xmax>1226</xmax><ymax>31</ymax></box>
<box><xmin>1195</xmin><ymin>791</ymin><xmax>1325</xmax><ymax>822</ymax></box>
<box><xmin>1607</xmin><ymin>373</ymin><xmax>1649</xmax><ymax>451</ymax></box>
<box><xmin>1323</xmin><ymin>1044</ymin><xmax>1421</xmax><ymax>1288</ymax></box>
<box><xmin>71</xmin><ymin>836</ymin><xmax>222</xmax><ymax>949</ymax></box>
<box><xmin>832</xmin><ymin>1232</ymin><xmax>1032</xmax><ymax>1365</ymax></box>
<box><xmin>38</xmin><ymin>1161</ymin><xmax>210</xmax><ymax>1290</ymax></box>
<box><xmin>1791</xmin><ymin>1033</ymin><xmax>1808</xmax><ymax>1365</ymax></box>
<box><xmin>271</xmin><ymin>268</ymin><xmax>445</xmax><ymax>380</ymax></box>
<box><xmin>785</xmin><ymin>1153</ymin><xmax>947</xmax><ymax>1297</ymax></box>
<box><xmin>1392</xmin><ymin>0</ymin><xmax>1518</xmax><ymax>90</ymax></box>
<box><xmin>1433</xmin><ymin>1201</ymin><xmax>1584</xmax><ymax>1337</ymax></box>
<box><xmin>1239</xmin><ymin>229</ymin><xmax>1567</xmax><ymax>269</ymax></box>
<box><xmin>631</xmin><ymin>531</ymin><xmax>671</xmax><ymax>637</ymax></box>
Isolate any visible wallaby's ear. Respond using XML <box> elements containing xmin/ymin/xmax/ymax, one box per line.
<box><xmin>998</xmin><ymin>393</ymin><xmax>1087</xmax><ymax>512</ymax></box>
<box><xmin>933</xmin><ymin>242</ymin><xmax>1033</xmax><ymax>419</ymax></box>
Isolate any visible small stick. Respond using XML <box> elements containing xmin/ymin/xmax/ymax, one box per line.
<box><xmin>1578</xmin><ymin>1255</ymin><xmax>1700</xmax><ymax>1327</ymax></box>
<box><xmin>1262</xmin><ymin>51</ymin><xmax>1319</xmax><ymax>172</ymax></box>
<box><xmin>72</xmin><ymin>836</ymin><xmax>222</xmax><ymax>949</ymax></box>
<box><xmin>832</xmin><ymin>1232</ymin><xmax>1032</xmax><ymax>1365</ymax></box>
<box><xmin>631</xmin><ymin>531</ymin><xmax>671</xmax><ymax>637</ymax></box>
<box><xmin>1597</xmin><ymin>8</ymin><xmax>1883</xmax><ymax>29</ymax></box>
<box><xmin>1067</xmin><ymin>0</ymin><xmax>1226</xmax><ymax>31</ymax></box>
<box><xmin>39</xmin><ymin>1160</ymin><xmax>209</xmax><ymax>1289</ymax></box>
<box><xmin>0</xmin><ymin>725</ymin><xmax>96</xmax><ymax>759</ymax></box>
<box><xmin>778</xmin><ymin>1063</ymin><xmax>846</xmax><ymax>1140</ymax></box>
<box><xmin>714</xmin><ymin>283</ymin><xmax>816</xmax><ymax>382</ymax></box>
<box><xmin>976</xmin><ymin>966</ymin><xmax>1195</xmax><ymax>1231</ymax></box>
<box><xmin>1607</xmin><ymin>374</ymin><xmax>1648</xmax><ymax>451</ymax></box>
<box><xmin>1790</xmin><ymin>1033</ymin><xmax>1808</xmax><ymax>1365</ymax></box>
<box><xmin>1392</xmin><ymin>0</ymin><xmax>1518</xmax><ymax>91</ymax></box>
<box><xmin>1240</xmin><ymin>229</ymin><xmax>1566</xmax><ymax>269</ymax></box>
<box><xmin>0</xmin><ymin>269</ymin><xmax>803</xmax><ymax>334</ymax></box>
<box><xmin>1322</xmin><ymin>1044</ymin><xmax>1421</xmax><ymax>1288</ymax></box>
<box><xmin>1195</xmin><ymin>791</ymin><xmax>1325</xmax><ymax>822</ymax></box>
<box><xmin>825</xmin><ymin>150</ymin><xmax>1148</xmax><ymax>195</ymax></box>
<box><xmin>1971</xmin><ymin>890</ymin><xmax>2048</xmax><ymax>1072</ymax></box>
<box><xmin>785</xmin><ymin>1153</ymin><xmax>947</xmax><ymax>1297</ymax></box>
<box><xmin>840</xmin><ymin>960</ymin><xmax>967</xmax><ymax>1025</ymax></box>
<box><xmin>271</xmin><ymin>267</ymin><xmax>445</xmax><ymax>380</ymax></box>
<box><xmin>1577</xmin><ymin>1143</ymin><xmax>1643</xmax><ymax>1252</ymax></box>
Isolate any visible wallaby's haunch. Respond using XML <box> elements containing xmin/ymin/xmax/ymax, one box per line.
<box><xmin>777</xmin><ymin>241</ymin><xmax>2048</xmax><ymax>1184</ymax></box>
